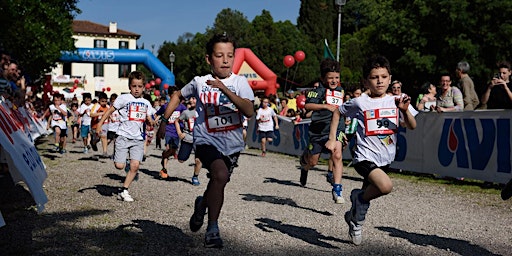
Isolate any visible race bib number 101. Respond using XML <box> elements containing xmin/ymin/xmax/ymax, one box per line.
<box><xmin>205</xmin><ymin>104</ymin><xmax>242</xmax><ymax>132</ymax></box>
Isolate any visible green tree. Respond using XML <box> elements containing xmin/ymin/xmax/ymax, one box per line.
<box><xmin>0</xmin><ymin>0</ymin><xmax>79</xmax><ymax>79</ymax></box>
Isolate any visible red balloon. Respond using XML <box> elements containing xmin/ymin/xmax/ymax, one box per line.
<box><xmin>102</xmin><ymin>88</ymin><xmax>106</xmax><ymax>92</ymax></box>
<box><xmin>69</xmin><ymin>88</ymin><xmax>74</xmax><ymax>93</ymax></box>
<box><xmin>150</xmin><ymin>80</ymin><xmax>156</xmax><ymax>86</ymax></box>
<box><xmin>155</xmin><ymin>78</ymin><xmax>162</xmax><ymax>85</ymax></box>
<box><xmin>154</xmin><ymin>90</ymin><xmax>161</xmax><ymax>96</ymax></box>
<box><xmin>283</xmin><ymin>55</ymin><xmax>295</xmax><ymax>68</ymax></box>
<box><xmin>145</xmin><ymin>83</ymin><xmax>151</xmax><ymax>89</ymax></box>
<box><xmin>163</xmin><ymin>84</ymin><xmax>169</xmax><ymax>90</ymax></box>
<box><xmin>106</xmin><ymin>87</ymin><xmax>111</xmax><ymax>92</ymax></box>
<box><xmin>251</xmin><ymin>81</ymin><xmax>257</xmax><ymax>86</ymax></box>
<box><xmin>74</xmin><ymin>79</ymin><xmax>79</xmax><ymax>84</ymax></box>
<box><xmin>73</xmin><ymin>84</ymin><xmax>78</xmax><ymax>89</ymax></box>
<box><xmin>296</xmin><ymin>95</ymin><xmax>306</xmax><ymax>109</ymax></box>
<box><xmin>294</xmin><ymin>50</ymin><xmax>306</xmax><ymax>62</ymax></box>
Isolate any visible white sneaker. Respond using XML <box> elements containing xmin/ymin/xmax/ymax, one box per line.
<box><xmin>118</xmin><ymin>189</ymin><xmax>134</xmax><ymax>202</ymax></box>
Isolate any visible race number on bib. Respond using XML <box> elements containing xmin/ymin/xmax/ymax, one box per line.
<box><xmin>325</xmin><ymin>89</ymin><xmax>343</xmax><ymax>106</ymax></box>
<box><xmin>205</xmin><ymin>104</ymin><xmax>242</xmax><ymax>132</ymax></box>
<box><xmin>128</xmin><ymin>104</ymin><xmax>147</xmax><ymax>122</ymax></box>
<box><xmin>364</xmin><ymin>108</ymin><xmax>399</xmax><ymax>136</ymax></box>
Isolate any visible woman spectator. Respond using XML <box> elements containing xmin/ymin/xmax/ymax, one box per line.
<box><xmin>279</xmin><ymin>98</ymin><xmax>289</xmax><ymax>116</ymax></box>
<box><xmin>416</xmin><ymin>82</ymin><xmax>437</xmax><ymax>111</ymax></box>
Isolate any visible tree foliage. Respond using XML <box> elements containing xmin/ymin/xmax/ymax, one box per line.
<box><xmin>0</xmin><ymin>0</ymin><xmax>80</xmax><ymax>79</ymax></box>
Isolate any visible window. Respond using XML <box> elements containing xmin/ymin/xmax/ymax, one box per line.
<box><xmin>63</xmin><ymin>63</ymin><xmax>71</xmax><ymax>76</ymax></box>
<box><xmin>93</xmin><ymin>40</ymin><xmax>106</xmax><ymax>77</ymax></box>
<box><xmin>118</xmin><ymin>41</ymin><xmax>131</xmax><ymax>78</ymax></box>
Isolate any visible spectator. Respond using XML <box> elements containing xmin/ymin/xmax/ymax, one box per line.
<box><xmin>279</xmin><ymin>98</ymin><xmax>289</xmax><ymax>116</ymax></box>
<box><xmin>480</xmin><ymin>61</ymin><xmax>512</xmax><ymax>109</ymax></box>
<box><xmin>285</xmin><ymin>89</ymin><xmax>297</xmax><ymax>111</ymax></box>
<box><xmin>416</xmin><ymin>82</ymin><xmax>437</xmax><ymax>111</ymax></box>
<box><xmin>455</xmin><ymin>61</ymin><xmax>479</xmax><ymax>110</ymax></box>
<box><xmin>389</xmin><ymin>80</ymin><xmax>406</xmax><ymax>97</ymax></box>
<box><xmin>434</xmin><ymin>73</ymin><xmax>463</xmax><ymax>112</ymax></box>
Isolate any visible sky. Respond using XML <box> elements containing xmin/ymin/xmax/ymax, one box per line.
<box><xmin>76</xmin><ymin>0</ymin><xmax>301</xmax><ymax>51</ymax></box>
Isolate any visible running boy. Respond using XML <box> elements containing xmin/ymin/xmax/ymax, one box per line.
<box><xmin>326</xmin><ymin>55</ymin><xmax>417</xmax><ymax>245</ymax></box>
<box><xmin>175</xmin><ymin>96</ymin><xmax>203</xmax><ymax>185</ymax></box>
<box><xmin>158</xmin><ymin>33</ymin><xmax>254</xmax><ymax>248</ymax></box>
<box><xmin>44</xmin><ymin>93</ymin><xmax>68</xmax><ymax>154</ymax></box>
<box><xmin>90</xmin><ymin>92</ymin><xmax>110</xmax><ymax>157</ymax></box>
<box><xmin>96</xmin><ymin>71</ymin><xmax>155</xmax><ymax>202</ymax></box>
<box><xmin>256</xmin><ymin>96</ymin><xmax>279</xmax><ymax>157</ymax></box>
<box><xmin>299</xmin><ymin>59</ymin><xmax>346</xmax><ymax>204</ymax></box>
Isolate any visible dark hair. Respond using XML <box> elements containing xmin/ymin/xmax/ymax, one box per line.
<box><xmin>320</xmin><ymin>58</ymin><xmax>340</xmax><ymax>78</ymax></box>
<box><xmin>98</xmin><ymin>92</ymin><xmax>108</xmax><ymax>100</ymax></box>
<box><xmin>421</xmin><ymin>82</ymin><xmax>432</xmax><ymax>94</ymax></box>
<box><xmin>82</xmin><ymin>92</ymin><xmax>92</xmax><ymax>100</ymax></box>
<box><xmin>110</xmin><ymin>93</ymin><xmax>118</xmax><ymax>100</ymax></box>
<box><xmin>206</xmin><ymin>33</ymin><xmax>236</xmax><ymax>56</ymax></box>
<box><xmin>128</xmin><ymin>71</ymin><xmax>145</xmax><ymax>86</ymax></box>
<box><xmin>363</xmin><ymin>55</ymin><xmax>391</xmax><ymax>78</ymax></box>
<box><xmin>71</xmin><ymin>103</ymin><xmax>78</xmax><ymax>108</ymax></box>
<box><xmin>53</xmin><ymin>93</ymin><xmax>63</xmax><ymax>100</ymax></box>
<box><xmin>497</xmin><ymin>60</ymin><xmax>511</xmax><ymax>70</ymax></box>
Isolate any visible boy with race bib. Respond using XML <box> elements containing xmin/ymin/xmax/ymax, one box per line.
<box><xmin>158</xmin><ymin>33</ymin><xmax>254</xmax><ymax>248</ymax></box>
<box><xmin>326</xmin><ymin>56</ymin><xmax>417</xmax><ymax>245</ymax></box>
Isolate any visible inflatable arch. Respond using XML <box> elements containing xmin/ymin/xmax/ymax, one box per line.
<box><xmin>233</xmin><ymin>48</ymin><xmax>279</xmax><ymax>96</ymax></box>
<box><xmin>60</xmin><ymin>48</ymin><xmax>174</xmax><ymax>91</ymax></box>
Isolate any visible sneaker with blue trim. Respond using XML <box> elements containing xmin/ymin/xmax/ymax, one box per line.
<box><xmin>332</xmin><ymin>184</ymin><xmax>344</xmax><ymax>204</ymax></box>
<box><xmin>345</xmin><ymin>189</ymin><xmax>370</xmax><ymax>245</ymax></box>
<box><xmin>190</xmin><ymin>196</ymin><xmax>206</xmax><ymax>232</ymax></box>
<box><xmin>326</xmin><ymin>171</ymin><xmax>334</xmax><ymax>184</ymax></box>
<box><xmin>192</xmin><ymin>176</ymin><xmax>200</xmax><ymax>186</ymax></box>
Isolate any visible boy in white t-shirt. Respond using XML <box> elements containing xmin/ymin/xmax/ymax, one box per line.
<box><xmin>326</xmin><ymin>56</ymin><xmax>417</xmax><ymax>245</ymax></box>
<box><xmin>78</xmin><ymin>93</ymin><xmax>93</xmax><ymax>153</ymax></box>
<box><xmin>158</xmin><ymin>33</ymin><xmax>254</xmax><ymax>248</ymax></box>
<box><xmin>256</xmin><ymin>97</ymin><xmax>279</xmax><ymax>157</ymax></box>
<box><xmin>96</xmin><ymin>71</ymin><xmax>156</xmax><ymax>202</ymax></box>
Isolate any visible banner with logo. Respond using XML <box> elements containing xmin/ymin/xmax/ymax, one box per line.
<box><xmin>248</xmin><ymin>111</ymin><xmax>512</xmax><ymax>184</ymax></box>
<box><xmin>0</xmin><ymin>100</ymin><xmax>48</xmax><ymax>227</ymax></box>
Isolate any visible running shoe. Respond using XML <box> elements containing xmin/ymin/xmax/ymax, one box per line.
<box><xmin>59</xmin><ymin>149</ymin><xmax>67</xmax><ymax>154</ymax></box>
<box><xmin>90</xmin><ymin>133</ymin><xmax>99</xmax><ymax>151</ymax></box>
<box><xmin>118</xmin><ymin>189</ymin><xmax>134</xmax><ymax>202</ymax></box>
<box><xmin>83</xmin><ymin>147</ymin><xmax>88</xmax><ymax>154</ymax></box>
<box><xmin>190</xmin><ymin>196</ymin><xmax>206</xmax><ymax>232</ymax></box>
<box><xmin>204</xmin><ymin>230</ymin><xmax>223</xmax><ymax>248</ymax></box>
<box><xmin>192</xmin><ymin>176</ymin><xmax>200</xmax><ymax>186</ymax></box>
<box><xmin>261</xmin><ymin>151</ymin><xmax>266</xmax><ymax>157</ymax></box>
<box><xmin>159</xmin><ymin>168</ymin><xmax>168</xmax><ymax>179</ymax></box>
<box><xmin>345</xmin><ymin>189</ymin><xmax>370</xmax><ymax>245</ymax></box>
<box><xmin>501</xmin><ymin>179</ymin><xmax>512</xmax><ymax>200</ymax></box>
<box><xmin>332</xmin><ymin>184</ymin><xmax>344</xmax><ymax>204</ymax></box>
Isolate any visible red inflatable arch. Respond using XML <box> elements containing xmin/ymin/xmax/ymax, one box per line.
<box><xmin>233</xmin><ymin>48</ymin><xmax>279</xmax><ymax>96</ymax></box>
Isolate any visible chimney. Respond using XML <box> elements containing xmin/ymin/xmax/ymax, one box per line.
<box><xmin>109</xmin><ymin>22</ymin><xmax>117</xmax><ymax>33</ymax></box>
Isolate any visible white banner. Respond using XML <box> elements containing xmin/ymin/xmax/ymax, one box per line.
<box><xmin>248</xmin><ymin>111</ymin><xmax>512</xmax><ymax>184</ymax></box>
<box><xmin>0</xmin><ymin>101</ymin><xmax>48</xmax><ymax>227</ymax></box>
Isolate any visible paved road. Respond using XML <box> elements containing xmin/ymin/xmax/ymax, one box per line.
<box><xmin>1</xmin><ymin>137</ymin><xmax>511</xmax><ymax>255</ymax></box>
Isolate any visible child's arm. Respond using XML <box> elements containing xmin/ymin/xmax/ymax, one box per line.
<box><xmin>95</xmin><ymin>107</ymin><xmax>115</xmax><ymax>134</ymax></box>
<box><xmin>273</xmin><ymin>114</ymin><xmax>279</xmax><ymax>130</ymax></box>
<box><xmin>396</xmin><ymin>95</ymin><xmax>417</xmax><ymax>130</ymax></box>
<box><xmin>175</xmin><ymin>118</ymin><xmax>185</xmax><ymax>140</ymax></box>
<box><xmin>206</xmin><ymin>79</ymin><xmax>254</xmax><ymax>118</ymax></box>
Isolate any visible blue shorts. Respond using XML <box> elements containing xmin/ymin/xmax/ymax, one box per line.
<box><xmin>165</xmin><ymin>135</ymin><xmax>180</xmax><ymax>149</ymax></box>
<box><xmin>80</xmin><ymin>125</ymin><xmax>90</xmax><ymax>138</ymax></box>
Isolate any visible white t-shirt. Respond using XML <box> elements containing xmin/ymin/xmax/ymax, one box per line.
<box><xmin>78</xmin><ymin>103</ymin><xmax>93</xmax><ymax>126</ymax></box>
<box><xmin>113</xmin><ymin>93</ymin><xmax>155</xmax><ymax>140</ymax></box>
<box><xmin>339</xmin><ymin>93</ymin><xmax>417</xmax><ymax>166</ymax></box>
<box><xmin>180</xmin><ymin>73</ymin><xmax>254</xmax><ymax>156</ymax></box>
<box><xmin>256</xmin><ymin>107</ymin><xmax>276</xmax><ymax>132</ymax></box>
<box><xmin>49</xmin><ymin>103</ymin><xmax>68</xmax><ymax>129</ymax></box>
<box><xmin>108</xmin><ymin>109</ymin><xmax>120</xmax><ymax>132</ymax></box>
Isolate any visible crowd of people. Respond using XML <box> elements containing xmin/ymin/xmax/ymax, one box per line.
<box><xmin>1</xmin><ymin>34</ymin><xmax>512</xmax><ymax>250</ymax></box>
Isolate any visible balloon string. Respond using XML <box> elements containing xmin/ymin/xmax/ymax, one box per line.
<box><xmin>284</xmin><ymin>68</ymin><xmax>290</xmax><ymax>93</ymax></box>
<box><xmin>292</xmin><ymin>62</ymin><xmax>300</xmax><ymax>84</ymax></box>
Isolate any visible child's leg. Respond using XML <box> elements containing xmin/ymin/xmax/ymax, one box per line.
<box><xmin>260</xmin><ymin>137</ymin><xmax>267</xmax><ymax>153</ymax></box>
<box><xmin>204</xmin><ymin>159</ymin><xmax>230</xmax><ymax>223</ymax></box>
<box><xmin>54</xmin><ymin>127</ymin><xmax>61</xmax><ymax>145</ymax></box>
<box><xmin>101</xmin><ymin>135</ymin><xmax>108</xmax><ymax>154</ymax></box>
<box><xmin>363</xmin><ymin>168</ymin><xmax>393</xmax><ymax>202</ymax></box>
<box><xmin>194</xmin><ymin>158</ymin><xmax>202</xmax><ymax>176</ymax></box>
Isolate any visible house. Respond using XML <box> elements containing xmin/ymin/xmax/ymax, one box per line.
<box><xmin>50</xmin><ymin>20</ymin><xmax>140</xmax><ymax>99</ymax></box>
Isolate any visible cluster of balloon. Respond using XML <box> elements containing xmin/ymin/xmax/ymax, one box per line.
<box><xmin>101</xmin><ymin>87</ymin><xmax>111</xmax><ymax>92</ymax></box>
<box><xmin>283</xmin><ymin>50</ymin><xmax>306</xmax><ymax>92</ymax></box>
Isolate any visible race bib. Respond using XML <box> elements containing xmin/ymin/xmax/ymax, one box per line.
<box><xmin>325</xmin><ymin>89</ymin><xmax>343</xmax><ymax>106</ymax></box>
<box><xmin>168</xmin><ymin>111</ymin><xmax>181</xmax><ymax>123</ymax></box>
<box><xmin>205</xmin><ymin>103</ymin><xmax>242</xmax><ymax>132</ymax></box>
<box><xmin>52</xmin><ymin>113</ymin><xmax>62</xmax><ymax>121</ymax></box>
<box><xmin>128</xmin><ymin>103</ymin><xmax>147</xmax><ymax>122</ymax></box>
<box><xmin>364</xmin><ymin>108</ymin><xmax>399</xmax><ymax>136</ymax></box>
<box><xmin>188</xmin><ymin>118</ymin><xmax>196</xmax><ymax>132</ymax></box>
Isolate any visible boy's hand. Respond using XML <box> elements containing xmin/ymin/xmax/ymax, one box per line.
<box><xmin>325</xmin><ymin>139</ymin><xmax>336</xmax><ymax>152</ymax></box>
<box><xmin>395</xmin><ymin>94</ymin><xmax>411</xmax><ymax>112</ymax></box>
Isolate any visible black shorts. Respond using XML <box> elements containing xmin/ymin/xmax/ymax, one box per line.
<box><xmin>177</xmin><ymin>141</ymin><xmax>194</xmax><ymax>162</ymax></box>
<box><xmin>107</xmin><ymin>131</ymin><xmax>118</xmax><ymax>141</ymax></box>
<box><xmin>258</xmin><ymin>131</ymin><xmax>274</xmax><ymax>140</ymax></box>
<box><xmin>306</xmin><ymin>130</ymin><xmax>344</xmax><ymax>155</ymax></box>
<box><xmin>353</xmin><ymin>160</ymin><xmax>390</xmax><ymax>180</ymax></box>
<box><xmin>195</xmin><ymin>144</ymin><xmax>240</xmax><ymax>181</ymax></box>
<box><xmin>53</xmin><ymin>126</ymin><xmax>68</xmax><ymax>137</ymax></box>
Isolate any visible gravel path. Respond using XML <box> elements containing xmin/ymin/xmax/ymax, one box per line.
<box><xmin>1</xmin><ymin>136</ymin><xmax>511</xmax><ymax>255</ymax></box>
